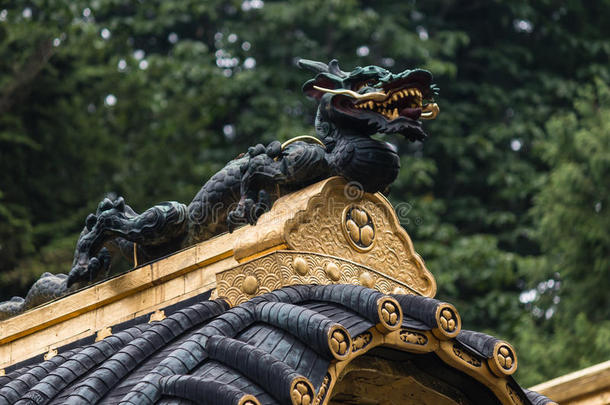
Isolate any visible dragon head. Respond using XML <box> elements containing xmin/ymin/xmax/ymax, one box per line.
<box><xmin>299</xmin><ymin>59</ymin><xmax>439</xmax><ymax>141</ymax></box>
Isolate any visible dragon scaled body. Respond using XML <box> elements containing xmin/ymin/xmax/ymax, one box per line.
<box><xmin>0</xmin><ymin>59</ymin><xmax>439</xmax><ymax>320</ymax></box>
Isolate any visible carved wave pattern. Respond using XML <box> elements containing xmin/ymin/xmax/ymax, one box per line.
<box><xmin>216</xmin><ymin>251</ymin><xmax>414</xmax><ymax>306</ymax></box>
<box><xmin>216</xmin><ymin>254</ymin><xmax>283</xmax><ymax>305</ymax></box>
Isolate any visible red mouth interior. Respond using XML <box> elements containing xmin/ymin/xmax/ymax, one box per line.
<box><xmin>353</xmin><ymin>86</ymin><xmax>424</xmax><ymax>121</ymax></box>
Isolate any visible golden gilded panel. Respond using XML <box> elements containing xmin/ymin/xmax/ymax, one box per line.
<box><xmin>282</xmin><ymin>178</ymin><xmax>436</xmax><ymax>296</ymax></box>
<box><xmin>215</xmin><ymin>250</ymin><xmax>417</xmax><ymax>306</ymax></box>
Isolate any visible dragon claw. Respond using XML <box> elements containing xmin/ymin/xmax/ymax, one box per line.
<box><xmin>247</xmin><ymin>143</ymin><xmax>266</xmax><ymax>157</ymax></box>
<box><xmin>98</xmin><ymin>198</ymin><xmax>114</xmax><ymax>213</ymax></box>
<box><xmin>87</xmin><ymin>257</ymin><xmax>101</xmax><ymax>281</ymax></box>
<box><xmin>85</xmin><ymin>214</ymin><xmax>97</xmax><ymax>231</ymax></box>
<box><xmin>265</xmin><ymin>141</ymin><xmax>282</xmax><ymax>158</ymax></box>
<box><xmin>67</xmin><ymin>247</ymin><xmax>111</xmax><ymax>287</ymax></box>
<box><xmin>114</xmin><ymin>196</ymin><xmax>125</xmax><ymax>212</ymax></box>
<box><xmin>226</xmin><ymin>190</ymin><xmax>272</xmax><ymax>230</ymax></box>
<box><xmin>251</xmin><ymin>190</ymin><xmax>271</xmax><ymax>223</ymax></box>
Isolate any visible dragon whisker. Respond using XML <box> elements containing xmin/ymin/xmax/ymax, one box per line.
<box><xmin>313</xmin><ymin>85</ymin><xmax>388</xmax><ymax>102</ymax></box>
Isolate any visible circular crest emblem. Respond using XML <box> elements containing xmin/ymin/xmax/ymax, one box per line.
<box><xmin>342</xmin><ymin>206</ymin><xmax>375</xmax><ymax>251</ymax></box>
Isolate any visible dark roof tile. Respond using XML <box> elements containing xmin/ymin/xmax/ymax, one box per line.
<box><xmin>1</xmin><ymin>285</ymin><xmax>554</xmax><ymax>405</ymax></box>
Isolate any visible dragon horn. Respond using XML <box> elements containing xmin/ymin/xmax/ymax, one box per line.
<box><xmin>328</xmin><ymin>59</ymin><xmax>347</xmax><ymax>78</ymax></box>
<box><xmin>297</xmin><ymin>59</ymin><xmax>330</xmax><ymax>73</ymax></box>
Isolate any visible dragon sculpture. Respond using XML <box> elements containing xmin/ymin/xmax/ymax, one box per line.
<box><xmin>0</xmin><ymin>59</ymin><xmax>439</xmax><ymax>320</ymax></box>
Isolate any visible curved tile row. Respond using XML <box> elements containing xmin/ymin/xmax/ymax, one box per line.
<box><xmin>0</xmin><ymin>284</ymin><xmax>555</xmax><ymax>405</ymax></box>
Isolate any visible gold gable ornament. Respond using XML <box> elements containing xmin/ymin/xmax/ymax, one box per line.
<box><xmin>227</xmin><ymin>176</ymin><xmax>436</xmax><ymax>301</ymax></box>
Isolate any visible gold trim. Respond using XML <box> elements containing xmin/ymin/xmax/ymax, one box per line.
<box><xmin>375</xmin><ymin>297</ymin><xmax>403</xmax><ymax>333</ymax></box>
<box><xmin>237</xmin><ymin>243</ymin><xmax>289</xmax><ymax>263</ymax></box>
<box><xmin>327</xmin><ymin>324</ymin><xmax>352</xmax><ymax>360</ymax></box>
<box><xmin>239</xmin><ymin>395</ymin><xmax>262</xmax><ymax>405</ymax></box>
<box><xmin>43</xmin><ymin>347</ymin><xmax>57</xmax><ymax>360</ymax></box>
<box><xmin>313</xmin><ymin>374</ymin><xmax>330</xmax><ymax>405</ymax></box>
<box><xmin>0</xmin><ymin>244</ymin><xmax>235</xmax><ymax>347</ymax></box>
<box><xmin>95</xmin><ymin>326</ymin><xmax>112</xmax><ymax>342</ymax></box>
<box><xmin>148</xmin><ymin>309</ymin><xmax>166</xmax><ymax>323</ymax></box>
<box><xmin>133</xmin><ymin>242</ymin><xmax>138</xmax><ymax>267</ymax></box>
<box><xmin>280</xmin><ymin>178</ymin><xmax>437</xmax><ymax>296</ymax></box>
<box><xmin>290</xmin><ymin>377</ymin><xmax>315</xmax><ymax>405</ymax></box>
<box><xmin>281</xmin><ymin>135</ymin><xmax>326</xmax><ymax>150</ymax></box>
<box><xmin>432</xmin><ymin>303</ymin><xmax>461</xmax><ymax>340</ymax></box>
<box><xmin>488</xmin><ymin>341</ymin><xmax>518</xmax><ymax>377</ymax></box>
<box><xmin>216</xmin><ymin>250</ymin><xmax>419</xmax><ymax>306</ymax></box>
<box><xmin>1</xmin><ymin>177</ymin><xmax>436</xmax><ymax>369</ymax></box>
<box><xmin>317</xmin><ymin>323</ymin><xmax>524</xmax><ymax>405</ymax></box>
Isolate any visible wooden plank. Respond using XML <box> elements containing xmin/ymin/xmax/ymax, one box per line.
<box><xmin>0</xmin><ymin>230</ymin><xmax>241</xmax><ymax>347</ymax></box>
<box><xmin>529</xmin><ymin>360</ymin><xmax>610</xmax><ymax>403</ymax></box>
<box><xmin>9</xmin><ymin>311</ymin><xmax>94</xmax><ymax>366</ymax></box>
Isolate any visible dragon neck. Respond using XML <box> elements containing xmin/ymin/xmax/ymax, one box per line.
<box><xmin>314</xmin><ymin>107</ymin><xmax>400</xmax><ymax>193</ymax></box>
<box><xmin>314</xmin><ymin>108</ymin><xmax>337</xmax><ymax>150</ymax></box>
<box><xmin>314</xmin><ymin>107</ymin><xmax>365</xmax><ymax>150</ymax></box>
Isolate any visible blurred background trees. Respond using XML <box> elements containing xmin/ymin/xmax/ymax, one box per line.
<box><xmin>0</xmin><ymin>0</ymin><xmax>608</xmax><ymax>386</ymax></box>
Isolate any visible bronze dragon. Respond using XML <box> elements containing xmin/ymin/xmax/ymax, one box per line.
<box><xmin>0</xmin><ymin>59</ymin><xmax>439</xmax><ymax>320</ymax></box>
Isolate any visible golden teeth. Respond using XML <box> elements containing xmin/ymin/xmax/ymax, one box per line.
<box><xmin>420</xmin><ymin>103</ymin><xmax>439</xmax><ymax>120</ymax></box>
<box><xmin>354</xmin><ymin>86</ymin><xmax>429</xmax><ymax>119</ymax></box>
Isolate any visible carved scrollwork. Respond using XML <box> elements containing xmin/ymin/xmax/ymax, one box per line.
<box><xmin>506</xmin><ymin>383</ymin><xmax>526</xmax><ymax>405</ymax></box>
<box><xmin>399</xmin><ymin>328</ymin><xmax>428</xmax><ymax>346</ymax></box>
<box><xmin>313</xmin><ymin>374</ymin><xmax>331</xmax><ymax>405</ymax></box>
<box><xmin>451</xmin><ymin>343</ymin><xmax>482</xmax><ymax>368</ymax></box>
<box><xmin>352</xmin><ymin>331</ymin><xmax>373</xmax><ymax>352</ymax></box>
<box><xmin>283</xmin><ymin>178</ymin><xmax>436</xmax><ymax>297</ymax></box>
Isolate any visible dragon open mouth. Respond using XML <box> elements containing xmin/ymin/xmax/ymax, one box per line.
<box><xmin>301</xmin><ymin>60</ymin><xmax>439</xmax><ymax>141</ymax></box>
<box><xmin>313</xmin><ymin>85</ymin><xmax>439</xmax><ymax>122</ymax></box>
<box><xmin>353</xmin><ymin>86</ymin><xmax>438</xmax><ymax>121</ymax></box>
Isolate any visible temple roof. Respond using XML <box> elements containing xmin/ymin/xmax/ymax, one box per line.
<box><xmin>0</xmin><ymin>178</ymin><xmax>556</xmax><ymax>404</ymax></box>
<box><xmin>1</xmin><ymin>284</ymin><xmax>554</xmax><ymax>404</ymax></box>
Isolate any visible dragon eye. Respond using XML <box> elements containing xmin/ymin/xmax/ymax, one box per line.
<box><xmin>354</xmin><ymin>79</ymin><xmax>378</xmax><ymax>91</ymax></box>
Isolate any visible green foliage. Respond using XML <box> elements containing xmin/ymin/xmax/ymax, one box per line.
<box><xmin>534</xmin><ymin>79</ymin><xmax>610</xmax><ymax>321</ymax></box>
<box><xmin>512</xmin><ymin>81</ymin><xmax>610</xmax><ymax>384</ymax></box>
<box><xmin>1</xmin><ymin>0</ymin><xmax>609</xmax><ymax>388</ymax></box>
